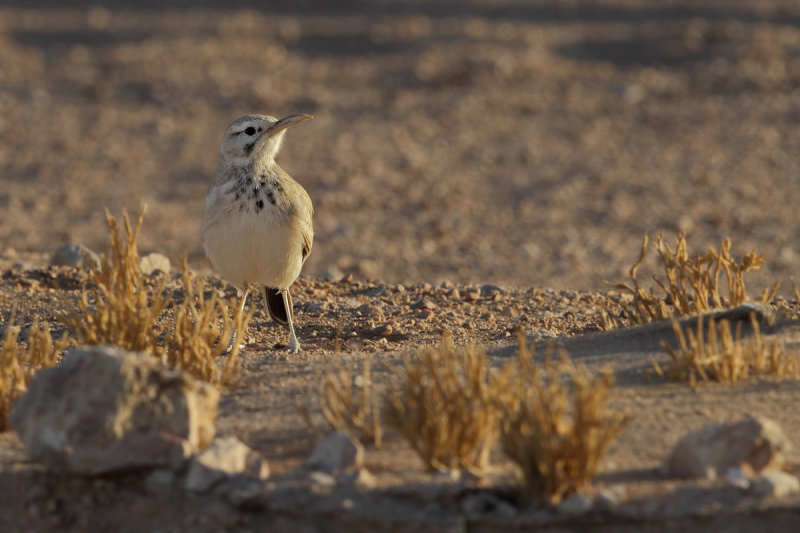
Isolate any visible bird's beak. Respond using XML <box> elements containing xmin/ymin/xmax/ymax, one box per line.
<box><xmin>268</xmin><ymin>114</ymin><xmax>313</xmax><ymax>136</ymax></box>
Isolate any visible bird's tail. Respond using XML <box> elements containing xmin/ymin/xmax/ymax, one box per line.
<box><xmin>265</xmin><ymin>287</ymin><xmax>290</xmax><ymax>325</ymax></box>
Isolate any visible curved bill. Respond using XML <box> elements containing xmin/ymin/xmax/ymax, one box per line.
<box><xmin>268</xmin><ymin>114</ymin><xmax>313</xmax><ymax>136</ymax></box>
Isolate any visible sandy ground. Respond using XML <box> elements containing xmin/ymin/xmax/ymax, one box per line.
<box><xmin>3</xmin><ymin>0</ymin><xmax>800</xmax><ymax>531</ymax></box>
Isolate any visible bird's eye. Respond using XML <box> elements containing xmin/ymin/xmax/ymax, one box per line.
<box><xmin>244</xmin><ymin>127</ymin><xmax>256</xmax><ymax>136</ymax></box>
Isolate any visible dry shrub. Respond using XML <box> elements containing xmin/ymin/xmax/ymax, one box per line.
<box><xmin>65</xmin><ymin>209</ymin><xmax>249</xmax><ymax>385</ymax></box>
<box><xmin>654</xmin><ymin>314</ymin><xmax>800</xmax><ymax>386</ymax></box>
<box><xmin>384</xmin><ymin>339</ymin><xmax>501</xmax><ymax>472</ymax></box>
<box><xmin>316</xmin><ymin>360</ymin><xmax>382</xmax><ymax>446</ymax></box>
<box><xmin>162</xmin><ymin>257</ymin><xmax>252</xmax><ymax>385</ymax></box>
<box><xmin>0</xmin><ymin>317</ymin><xmax>68</xmax><ymax>430</ymax></box>
<box><xmin>496</xmin><ymin>337</ymin><xmax>629</xmax><ymax>503</ymax></box>
<box><xmin>606</xmin><ymin>233</ymin><xmax>778</xmax><ymax>326</ymax></box>
<box><xmin>63</xmin><ymin>208</ymin><xmax>167</xmax><ymax>356</ymax></box>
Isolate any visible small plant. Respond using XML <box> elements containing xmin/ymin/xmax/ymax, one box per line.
<box><xmin>316</xmin><ymin>360</ymin><xmax>382</xmax><ymax>446</ymax></box>
<box><xmin>162</xmin><ymin>257</ymin><xmax>251</xmax><ymax>386</ymax></box>
<box><xmin>63</xmin><ymin>208</ymin><xmax>168</xmax><ymax>356</ymax></box>
<box><xmin>65</xmin><ymin>209</ymin><xmax>250</xmax><ymax>386</ymax></box>
<box><xmin>654</xmin><ymin>314</ymin><xmax>800</xmax><ymax>386</ymax></box>
<box><xmin>0</xmin><ymin>317</ymin><xmax>68</xmax><ymax>430</ymax></box>
<box><xmin>496</xmin><ymin>337</ymin><xmax>629</xmax><ymax>503</ymax></box>
<box><xmin>384</xmin><ymin>338</ymin><xmax>501</xmax><ymax>472</ymax></box>
<box><xmin>607</xmin><ymin>233</ymin><xmax>778</xmax><ymax>326</ymax></box>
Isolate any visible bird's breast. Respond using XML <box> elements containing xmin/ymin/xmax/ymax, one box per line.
<box><xmin>202</xmin><ymin>180</ymin><xmax>306</xmax><ymax>288</ymax></box>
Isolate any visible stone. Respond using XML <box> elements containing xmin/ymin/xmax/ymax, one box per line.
<box><xmin>355</xmin><ymin>304</ymin><xmax>384</xmax><ymax>319</ymax></box>
<box><xmin>464</xmin><ymin>289</ymin><xmax>481</xmax><ymax>302</ymax></box>
<box><xmin>145</xmin><ymin>469</ymin><xmax>176</xmax><ymax>494</ymax></box>
<box><xmin>185</xmin><ymin>436</ymin><xmax>270</xmax><ymax>493</ymax></box>
<box><xmin>461</xmin><ymin>491</ymin><xmax>516</xmax><ymax>518</ymax></box>
<box><xmin>725</xmin><ymin>467</ymin><xmax>751</xmax><ymax>490</ymax></box>
<box><xmin>340</xmin><ymin>467</ymin><xmax>378</xmax><ymax>490</ymax></box>
<box><xmin>410</xmin><ymin>299</ymin><xmax>437</xmax><ymax>311</ymax></box>
<box><xmin>667</xmin><ymin>417</ymin><xmax>790</xmax><ymax>479</ymax></box>
<box><xmin>750</xmin><ymin>471</ymin><xmax>800</xmax><ymax>498</ymax></box>
<box><xmin>11</xmin><ymin>345</ymin><xmax>219</xmax><ymax>475</ymax></box>
<box><xmin>480</xmin><ymin>284</ymin><xmax>504</xmax><ymax>297</ymax></box>
<box><xmin>593</xmin><ymin>487</ymin><xmax>623</xmax><ymax>512</ymax></box>
<box><xmin>139</xmin><ymin>252</ymin><xmax>171</xmax><ymax>275</ymax></box>
<box><xmin>352</xmin><ymin>467</ymin><xmax>377</xmax><ymax>490</ymax></box>
<box><xmin>309</xmin><ymin>471</ymin><xmax>337</xmax><ymax>488</ymax></box>
<box><xmin>365</xmin><ymin>285</ymin><xmax>387</xmax><ymax>297</ymax></box>
<box><xmin>50</xmin><ymin>243</ymin><xmax>100</xmax><ymax>269</ymax></box>
<box><xmin>307</xmin><ymin>431</ymin><xmax>363</xmax><ymax>473</ymax></box>
<box><xmin>557</xmin><ymin>493</ymin><xmax>593</xmax><ymax>515</ymax></box>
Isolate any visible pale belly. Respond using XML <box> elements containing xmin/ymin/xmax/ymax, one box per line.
<box><xmin>202</xmin><ymin>206</ymin><xmax>304</xmax><ymax>289</ymax></box>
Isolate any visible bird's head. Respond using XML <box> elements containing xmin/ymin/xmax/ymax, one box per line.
<box><xmin>219</xmin><ymin>113</ymin><xmax>313</xmax><ymax>166</ymax></box>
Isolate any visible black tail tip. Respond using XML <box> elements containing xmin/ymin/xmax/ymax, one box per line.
<box><xmin>265</xmin><ymin>287</ymin><xmax>290</xmax><ymax>325</ymax></box>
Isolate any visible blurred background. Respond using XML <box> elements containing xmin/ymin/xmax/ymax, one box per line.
<box><xmin>1</xmin><ymin>0</ymin><xmax>799</xmax><ymax>294</ymax></box>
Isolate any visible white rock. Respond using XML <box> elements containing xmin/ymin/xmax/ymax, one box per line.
<box><xmin>309</xmin><ymin>471</ymin><xmax>337</xmax><ymax>488</ymax></box>
<box><xmin>307</xmin><ymin>431</ymin><xmax>363</xmax><ymax>473</ymax></box>
<box><xmin>185</xmin><ymin>436</ymin><xmax>270</xmax><ymax>493</ymax></box>
<box><xmin>668</xmin><ymin>417</ymin><xmax>790</xmax><ymax>479</ymax></box>
<box><xmin>139</xmin><ymin>252</ymin><xmax>171</xmax><ymax>275</ymax></box>
<box><xmin>557</xmin><ymin>493</ymin><xmax>593</xmax><ymax>515</ymax></box>
<box><xmin>725</xmin><ymin>467</ymin><xmax>751</xmax><ymax>490</ymax></box>
<box><xmin>750</xmin><ymin>471</ymin><xmax>800</xmax><ymax>498</ymax></box>
<box><xmin>11</xmin><ymin>346</ymin><xmax>218</xmax><ymax>475</ymax></box>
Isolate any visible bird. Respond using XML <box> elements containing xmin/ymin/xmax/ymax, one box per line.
<box><xmin>202</xmin><ymin>113</ymin><xmax>314</xmax><ymax>354</ymax></box>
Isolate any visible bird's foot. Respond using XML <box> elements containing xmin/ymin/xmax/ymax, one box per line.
<box><xmin>224</xmin><ymin>329</ymin><xmax>246</xmax><ymax>354</ymax></box>
<box><xmin>287</xmin><ymin>338</ymin><xmax>301</xmax><ymax>354</ymax></box>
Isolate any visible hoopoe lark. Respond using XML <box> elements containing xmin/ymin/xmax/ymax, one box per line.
<box><xmin>202</xmin><ymin>113</ymin><xmax>313</xmax><ymax>353</ymax></box>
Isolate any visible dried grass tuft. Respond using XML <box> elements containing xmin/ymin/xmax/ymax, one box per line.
<box><xmin>316</xmin><ymin>360</ymin><xmax>382</xmax><ymax>447</ymax></box>
<box><xmin>496</xmin><ymin>336</ymin><xmax>629</xmax><ymax>503</ymax></box>
<box><xmin>63</xmin><ymin>208</ymin><xmax>168</xmax><ymax>356</ymax></box>
<box><xmin>384</xmin><ymin>338</ymin><xmax>501</xmax><ymax>472</ymax></box>
<box><xmin>162</xmin><ymin>257</ymin><xmax>252</xmax><ymax>386</ymax></box>
<box><xmin>64</xmin><ymin>209</ymin><xmax>249</xmax><ymax>385</ymax></box>
<box><xmin>654</xmin><ymin>314</ymin><xmax>800</xmax><ymax>386</ymax></box>
<box><xmin>607</xmin><ymin>233</ymin><xmax>777</xmax><ymax>326</ymax></box>
<box><xmin>0</xmin><ymin>315</ymin><xmax>68</xmax><ymax>430</ymax></box>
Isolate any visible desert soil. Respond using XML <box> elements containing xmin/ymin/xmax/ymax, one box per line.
<box><xmin>3</xmin><ymin>0</ymin><xmax>800</xmax><ymax>531</ymax></box>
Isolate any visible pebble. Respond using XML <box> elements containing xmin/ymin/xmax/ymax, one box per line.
<box><xmin>50</xmin><ymin>243</ymin><xmax>100</xmax><ymax>269</ymax></box>
<box><xmin>356</xmin><ymin>304</ymin><xmax>384</xmax><ymax>318</ymax></box>
<box><xmin>750</xmin><ymin>471</ymin><xmax>800</xmax><ymax>498</ymax></box>
<box><xmin>481</xmin><ymin>284</ymin><xmax>504</xmax><ymax>297</ymax></box>
<box><xmin>464</xmin><ymin>289</ymin><xmax>480</xmax><ymax>302</ymax></box>
<box><xmin>411</xmin><ymin>299</ymin><xmax>437</xmax><ymax>311</ymax></box>
<box><xmin>461</xmin><ymin>491</ymin><xmax>516</xmax><ymax>518</ymax></box>
<box><xmin>145</xmin><ymin>468</ymin><xmax>176</xmax><ymax>493</ymax></box>
<box><xmin>139</xmin><ymin>252</ymin><xmax>171</xmax><ymax>275</ymax></box>
<box><xmin>372</xmin><ymin>324</ymin><xmax>394</xmax><ymax>337</ymax></box>
<box><xmin>725</xmin><ymin>467</ymin><xmax>751</xmax><ymax>490</ymax></box>
<box><xmin>309</xmin><ymin>471</ymin><xmax>337</xmax><ymax>488</ymax></box>
<box><xmin>307</xmin><ymin>431</ymin><xmax>364</xmax><ymax>473</ymax></box>
<box><xmin>305</xmin><ymin>302</ymin><xmax>327</xmax><ymax>314</ymax></box>
<box><xmin>365</xmin><ymin>285</ymin><xmax>387</xmax><ymax>297</ymax></box>
<box><xmin>593</xmin><ymin>487</ymin><xmax>624</xmax><ymax>511</ymax></box>
<box><xmin>557</xmin><ymin>493</ymin><xmax>593</xmax><ymax>515</ymax></box>
<box><xmin>416</xmin><ymin>309</ymin><xmax>434</xmax><ymax>320</ymax></box>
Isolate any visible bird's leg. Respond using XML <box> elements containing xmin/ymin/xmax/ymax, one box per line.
<box><xmin>226</xmin><ymin>288</ymin><xmax>249</xmax><ymax>353</ymax></box>
<box><xmin>282</xmin><ymin>289</ymin><xmax>301</xmax><ymax>354</ymax></box>
<box><xmin>239</xmin><ymin>288</ymin><xmax>250</xmax><ymax>317</ymax></box>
